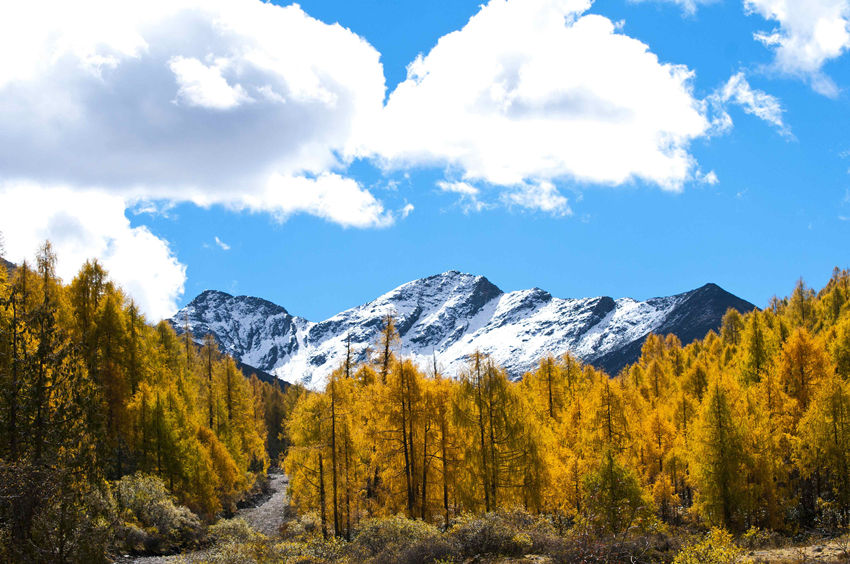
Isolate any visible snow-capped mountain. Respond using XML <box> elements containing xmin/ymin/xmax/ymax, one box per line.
<box><xmin>170</xmin><ymin>271</ymin><xmax>755</xmax><ymax>389</ymax></box>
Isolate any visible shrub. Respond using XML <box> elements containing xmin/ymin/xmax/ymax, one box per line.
<box><xmin>196</xmin><ymin>540</ymin><xmax>275</xmax><ymax>564</ymax></box>
<box><xmin>673</xmin><ymin>528</ymin><xmax>742</xmax><ymax>564</ymax></box>
<box><xmin>209</xmin><ymin>517</ymin><xmax>260</xmax><ymax>544</ymax></box>
<box><xmin>351</xmin><ymin>515</ymin><xmax>439</xmax><ymax>560</ymax></box>
<box><xmin>112</xmin><ymin>473</ymin><xmax>203</xmax><ymax>554</ymax></box>
<box><xmin>448</xmin><ymin>509</ymin><xmax>557</xmax><ymax>557</ymax></box>
<box><xmin>739</xmin><ymin>526</ymin><xmax>780</xmax><ymax>549</ymax></box>
<box><xmin>386</xmin><ymin>536</ymin><xmax>459</xmax><ymax>564</ymax></box>
<box><xmin>281</xmin><ymin>510</ymin><xmax>321</xmax><ymax>540</ymax></box>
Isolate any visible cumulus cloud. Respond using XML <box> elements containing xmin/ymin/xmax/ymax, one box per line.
<box><xmin>0</xmin><ymin>0</ymin><xmax>387</xmax><ymax>217</ymax></box>
<box><xmin>709</xmin><ymin>72</ymin><xmax>791</xmax><ymax>136</ymax></box>
<box><xmin>169</xmin><ymin>56</ymin><xmax>251</xmax><ymax>110</ymax></box>
<box><xmin>0</xmin><ymin>0</ymin><xmax>768</xmax><ymax>316</ymax></box>
<box><xmin>0</xmin><ymin>0</ymin><xmax>392</xmax><ymax>317</ymax></box>
<box><xmin>745</xmin><ymin>0</ymin><xmax>850</xmax><ymax>96</ymax></box>
<box><xmin>235</xmin><ymin>173</ymin><xmax>393</xmax><ymax>228</ymax></box>
<box><xmin>0</xmin><ymin>183</ymin><xmax>185</xmax><ymax>321</ymax></box>
<box><xmin>366</xmin><ymin>0</ymin><xmax>710</xmax><ymax>192</ymax></box>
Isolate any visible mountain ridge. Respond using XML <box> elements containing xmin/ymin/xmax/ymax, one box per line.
<box><xmin>1</xmin><ymin>257</ymin><xmax>14</xmax><ymax>276</ymax></box>
<box><xmin>170</xmin><ymin>271</ymin><xmax>755</xmax><ymax>389</ymax></box>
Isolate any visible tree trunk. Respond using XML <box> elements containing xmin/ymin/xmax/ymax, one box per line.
<box><xmin>330</xmin><ymin>380</ymin><xmax>339</xmax><ymax>536</ymax></box>
<box><xmin>475</xmin><ymin>354</ymin><xmax>490</xmax><ymax>512</ymax></box>
<box><xmin>318</xmin><ymin>453</ymin><xmax>328</xmax><ymax>539</ymax></box>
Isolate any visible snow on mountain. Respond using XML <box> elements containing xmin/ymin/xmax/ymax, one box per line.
<box><xmin>171</xmin><ymin>271</ymin><xmax>755</xmax><ymax>390</ymax></box>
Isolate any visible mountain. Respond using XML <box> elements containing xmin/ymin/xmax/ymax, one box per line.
<box><xmin>170</xmin><ymin>271</ymin><xmax>755</xmax><ymax>389</ymax></box>
<box><xmin>1</xmin><ymin>257</ymin><xmax>14</xmax><ymax>275</ymax></box>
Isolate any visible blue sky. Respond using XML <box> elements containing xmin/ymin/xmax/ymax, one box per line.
<box><xmin>1</xmin><ymin>0</ymin><xmax>849</xmax><ymax>320</ymax></box>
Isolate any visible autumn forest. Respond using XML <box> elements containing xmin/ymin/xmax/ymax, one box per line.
<box><xmin>2</xmin><ymin>243</ymin><xmax>850</xmax><ymax>562</ymax></box>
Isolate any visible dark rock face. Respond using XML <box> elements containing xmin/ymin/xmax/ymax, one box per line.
<box><xmin>170</xmin><ymin>273</ymin><xmax>756</xmax><ymax>388</ymax></box>
<box><xmin>235</xmin><ymin>361</ymin><xmax>288</xmax><ymax>391</ymax></box>
<box><xmin>590</xmin><ymin>283</ymin><xmax>757</xmax><ymax>375</ymax></box>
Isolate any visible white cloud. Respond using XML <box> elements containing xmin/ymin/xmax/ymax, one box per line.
<box><xmin>709</xmin><ymin>72</ymin><xmax>791</xmax><ymax>135</ymax></box>
<box><xmin>0</xmin><ymin>0</ymin><xmax>387</xmax><ymax>220</ymax></box>
<box><xmin>366</xmin><ymin>0</ymin><xmax>710</xmax><ymax>192</ymax></box>
<box><xmin>0</xmin><ymin>183</ymin><xmax>185</xmax><ymax>321</ymax></box>
<box><xmin>437</xmin><ymin>181</ymin><xmax>481</xmax><ymax>197</ymax></box>
<box><xmin>214</xmin><ymin>236</ymin><xmax>231</xmax><ymax>251</ymax></box>
<box><xmin>697</xmin><ymin>170</ymin><xmax>720</xmax><ymax>185</ymax></box>
<box><xmin>745</xmin><ymin>0</ymin><xmax>850</xmax><ymax>96</ymax></box>
<box><xmin>235</xmin><ymin>173</ymin><xmax>394</xmax><ymax>228</ymax></box>
<box><xmin>437</xmin><ymin>181</ymin><xmax>490</xmax><ymax>213</ymax></box>
<box><xmin>0</xmin><ymin>0</ymin><xmax>777</xmax><ymax>316</ymax></box>
<box><xmin>400</xmin><ymin>203</ymin><xmax>415</xmax><ymax>219</ymax></box>
<box><xmin>633</xmin><ymin>0</ymin><xmax>850</xmax><ymax>95</ymax></box>
<box><xmin>502</xmin><ymin>181</ymin><xmax>572</xmax><ymax>215</ymax></box>
<box><xmin>0</xmin><ymin>0</ymin><xmax>393</xmax><ymax>316</ymax></box>
<box><xmin>169</xmin><ymin>56</ymin><xmax>251</xmax><ymax>110</ymax></box>
<box><xmin>437</xmin><ymin>179</ymin><xmax>572</xmax><ymax>215</ymax></box>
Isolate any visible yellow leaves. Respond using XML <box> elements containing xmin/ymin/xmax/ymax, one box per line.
<box><xmin>673</xmin><ymin>528</ymin><xmax>742</xmax><ymax>564</ymax></box>
<box><xmin>689</xmin><ymin>380</ymin><xmax>748</xmax><ymax>530</ymax></box>
<box><xmin>830</xmin><ymin>316</ymin><xmax>850</xmax><ymax>379</ymax></box>
<box><xmin>777</xmin><ymin>328</ymin><xmax>830</xmax><ymax>412</ymax></box>
<box><xmin>796</xmin><ymin>373</ymin><xmax>850</xmax><ymax>486</ymax></box>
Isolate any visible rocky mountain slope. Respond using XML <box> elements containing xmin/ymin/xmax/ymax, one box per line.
<box><xmin>170</xmin><ymin>271</ymin><xmax>755</xmax><ymax>389</ymax></box>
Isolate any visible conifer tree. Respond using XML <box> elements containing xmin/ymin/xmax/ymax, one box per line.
<box><xmin>797</xmin><ymin>372</ymin><xmax>850</xmax><ymax>525</ymax></box>
<box><xmin>690</xmin><ymin>379</ymin><xmax>747</xmax><ymax>530</ymax></box>
<box><xmin>778</xmin><ymin>328</ymin><xmax>829</xmax><ymax>413</ymax></box>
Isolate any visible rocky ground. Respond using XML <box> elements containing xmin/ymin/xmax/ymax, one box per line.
<box><xmin>117</xmin><ymin>472</ymin><xmax>289</xmax><ymax>564</ymax></box>
<box><xmin>745</xmin><ymin>537</ymin><xmax>850</xmax><ymax>563</ymax></box>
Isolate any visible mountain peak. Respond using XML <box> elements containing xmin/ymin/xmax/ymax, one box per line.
<box><xmin>171</xmin><ymin>277</ymin><xmax>755</xmax><ymax>389</ymax></box>
<box><xmin>187</xmin><ymin>289</ymin><xmax>291</xmax><ymax>317</ymax></box>
<box><xmin>690</xmin><ymin>282</ymin><xmax>724</xmax><ymax>294</ymax></box>
<box><xmin>193</xmin><ymin>289</ymin><xmax>233</xmax><ymax>301</ymax></box>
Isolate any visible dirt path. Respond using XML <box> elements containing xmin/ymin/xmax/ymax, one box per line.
<box><xmin>745</xmin><ymin>537</ymin><xmax>850</xmax><ymax>563</ymax></box>
<box><xmin>118</xmin><ymin>472</ymin><xmax>289</xmax><ymax>563</ymax></box>
<box><xmin>235</xmin><ymin>472</ymin><xmax>289</xmax><ymax>537</ymax></box>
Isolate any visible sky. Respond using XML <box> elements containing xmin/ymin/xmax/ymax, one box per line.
<box><xmin>0</xmin><ymin>0</ymin><xmax>849</xmax><ymax>322</ymax></box>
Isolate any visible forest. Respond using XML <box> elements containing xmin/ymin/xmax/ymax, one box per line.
<box><xmin>0</xmin><ymin>242</ymin><xmax>298</xmax><ymax>562</ymax></box>
<box><xmin>279</xmin><ymin>267</ymin><xmax>850</xmax><ymax>561</ymax></box>
<box><xmin>2</xmin><ymin>242</ymin><xmax>850</xmax><ymax>563</ymax></box>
